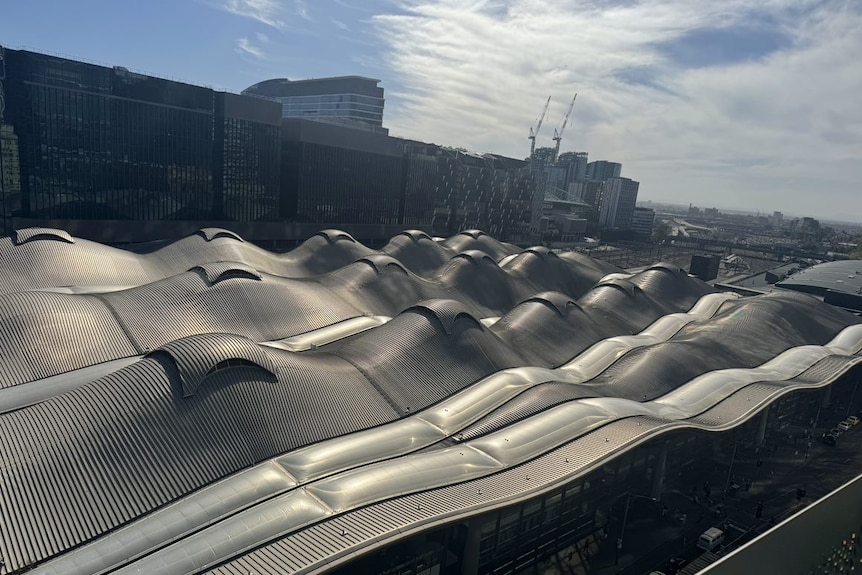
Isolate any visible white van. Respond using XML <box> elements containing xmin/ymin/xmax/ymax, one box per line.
<box><xmin>697</xmin><ymin>527</ymin><xmax>725</xmax><ymax>551</ymax></box>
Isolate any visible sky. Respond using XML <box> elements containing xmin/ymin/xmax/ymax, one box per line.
<box><xmin>1</xmin><ymin>0</ymin><xmax>861</xmax><ymax>222</ymax></box>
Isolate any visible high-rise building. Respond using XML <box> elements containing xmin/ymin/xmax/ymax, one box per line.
<box><xmin>0</xmin><ymin>46</ymin><xmax>282</xmax><ymax>234</ymax></box>
<box><xmin>586</xmin><ymin>160</ymin><xmax>622</xmax><ymax>182</ymax></box>
<box><xmin>631</xmin><ymin>206</ymin><xmax>655</xmax><ymax>237</ymax></box>
<box><xmin>280</xmin><ymin>119</ymin><xmax>405</xmax><ymax>226</ymax></box>
<box><xmin>243</xmin><ymin>76</ymin><xmax>386</xmax><ymax>132</ymax></box>
<box><xmin>0</xmin><ymin>46</ymin><xmax>541</xmax><ymax>245</ymax></box>
<box><xmin>404</xmin><ymin>143</ymin><xmax>540</xmax><ymax>241</ymax></box>
<box><xmin>530</xmin><ymin>146</ymin><xmax>556</xmax><ymax>167</ymax></box>
<box><xmin>598</xmin><ymin>177</ymin><xmax>639</xmax><ymax>228</ymax></box>
<box><xmin>557</xmin><ymin>151</ymin><xmax>588</xmax><ymax>183</ymax></box>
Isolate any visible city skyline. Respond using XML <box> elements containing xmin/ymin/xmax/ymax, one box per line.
<box><xmin>1</xmin><ymin>0</ymin><xmax>860</xmax><ymax>222</ymax></box>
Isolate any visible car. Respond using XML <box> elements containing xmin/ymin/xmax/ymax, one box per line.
<box><xmin>837</xmin><ymin>421</ymin><xmax>852</xmax><ymax>432</ymax></box>
<box><xmin>847</xmin><ymin>415</ymin><xmax>860</xmax><ymax>426</ymax></box>
<box><xmin>824</xmin><ymin>432</ymin><xmax>839</xmax><ymax>446</ymax></box>
<box><xmin>829</xmin><ymin>427</ymin><xmax>844</xmax><ymax>437</ymax></box>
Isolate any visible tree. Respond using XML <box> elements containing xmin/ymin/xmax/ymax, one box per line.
<box><xmin>652</xmin><ymin>221</ymin><xmax>671</xmax><ymax>244</ymax></box>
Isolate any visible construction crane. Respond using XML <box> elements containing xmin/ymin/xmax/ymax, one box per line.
<box><xmin>528</xmin><ymin>96</ymin><xmax>551</xmax><ymax>163</ymax></box>
<box><xmin>552</xmin><ymin>93</ymin><xmax>577</xmax><ymax>163</ymax></box>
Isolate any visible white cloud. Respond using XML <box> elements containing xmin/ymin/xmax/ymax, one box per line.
<box><xmin>295</xmin><ymin>0</ymin><xmax>313</xmax><ymax>21</ymax></box>
<box><xmin>255</xmin><ymin>32</ymin><xmax>270</xmax><ymax>43</ymax></box>
<box><xmin>235</xmin><ymin>37</ymin><xmax>266</xmax><ymax>59</ymax></box>
<box><xmin>332</xmin><ymin>19</ymin><xmax>349</xmax><ymax>30</ymax></box>
<box><xmin>220</xmin><ymin>0</ymin><xmax>286</xmax><ymax>28</ymax></box>
<box><xmin>373</xmin><ymin>0</ymin><xmax>862</xmax><ymax>220</ymax></box>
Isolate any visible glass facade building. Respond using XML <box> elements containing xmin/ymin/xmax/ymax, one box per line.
<box><xmin>243</xmin><ymin>76</ymin><xmax>386</xmax><ymax>130</ymax></box>
<box><xmin>403</xmin><ymin>144</ymin><xmax>540</xmax><ymax>242</ymax></box>
<box><xmin>1</xmin><ymin>47</ymin><xmax>540</xmax><ymax>244</ymax></box>
<box><xmin>0</xmin><ymin>47</ymin><xmax>281</xmax><ymax>226</ymax></box>
<box><xmin>280</xmin><ymin>119</ymin><xmax>405</xmax><ymax>225</ymax></box>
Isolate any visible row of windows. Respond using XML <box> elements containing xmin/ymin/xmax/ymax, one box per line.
<box><xmin>222</xmin><ymin>117</ymin><xmax>280</xmax><ymax>221</ymax></box>
<box><xmin>292</xmin><ymin>143</ymin><xmax>403</xmax><ymax>225</ymax></box>
<box><xmin>280</xmin><ymin>93</ymin><xmax>383</xmax><ymax>106</ymax></box>
<box><xmin>19</xmin><ymin>84</ymin><xmax>214</xmax><ymax>218</ymax></box>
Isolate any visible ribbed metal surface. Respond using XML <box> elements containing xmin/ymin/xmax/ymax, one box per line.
<box><xmin>380</xmin><ymin>231</ymin><xmax>450</xmax><ymax>275</ymax></box>
<box><xmin>789</xmin><ymin>354</ymin><xmax>857</xmax><ymax>383</ymax></box>
<box><xmin>628</xmin><ymin>264</ymin><xmax>713</xmax><ymax>309</ymax></box>
<box><xmin>335</xmin><ymin>301</ymin><xmax>526</xmax><ymax>414</ymax></box>
<box><xmin>320</xmin><ymin>259</ymin><xmax>442</xmax><ymax>317</ymax></box>
<box><xmin>0</xmin><ymin>345</ymin><xmax>397</xmax><ymax>573</ymax></box>
<box><xmin>457</xmin><ymin>382</ymin><xmax>599</xmax><ymax>441</ymax></box>
<box><xmin>14</xmin><ymin>227</ymin><xmax>75</xmax><ymax>245</ymax></box>
<box><xmin>490</xmin><ymin>293</ymin><xmax>617</xmax><ymax>367</ymax></box>
<box><xmin>503</xmin><ymin>248</ymin><xmax>604</xmax><ymax>300</ymax></box>
<box><xmin>441</xmin><ymin>230</ymin><xmax>521</xmax><ymax>261</ymax></box>
<box><xmin>100</xmin><ymin>272</ymin><xmax>358</xmax><ymax>354</ymax></box>
<box><xmin>0</xmin><ymin>234</ymin><xmax>154</xmax><ymax>294</ymax></box>
<box><xmin>2</xmin><ymin>228</ymin><xmax>861</xmax><ymax>574</ymax></box>
<box><xmin>687</xmin><ymin>382</ymin><xmax>783</xmax><ymax>426</ymax></box>
<box><xmin>435</xmin><ymin>251</ymin><xmax>527</xmax><ymax>314</ymax></box>
<box><xmin>207</xmin><ymin>417</ymin><xmax>667</xmax><ymax>575</ymax></box>
<box><xmin>0</xmin><ymin>291</ymin><xmax>138</xmax><ymax>389</ymax></box>
<box><xmin>197</xmin><ymin>228</ymin><xmax>245</xmax><ymax>242</ymax></box>
<box><xmin>577</xmin><ymin>281</ymin><xmax>678</xmax><ymax>333</ymax></box>
<box><xmin>190</xmin><ymin>262</ymin><xmax>262</xmax><ymax>284</ymax></box>
<box><xmin>558</xmin><ymin>250</ymin><xmax>623</xmax><ymax>275</ymax></box>
<box><xmin>210</xmin><ymin>354</ymin><xmax>861</xmax><ymax>575</ymax></box>
<box><xmin>151</xmin><ymin>333</ymin><xmax>279</xmax><ymax>397</ymax></box>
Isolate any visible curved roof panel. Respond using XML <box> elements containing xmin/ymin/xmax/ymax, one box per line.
<box><xmin>0</xmin><ymin>228</ymin><xmax>859</xmax><ymax>575</ymax></box>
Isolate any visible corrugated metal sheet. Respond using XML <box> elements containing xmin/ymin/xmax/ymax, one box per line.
<box><xmin>197</xmin><ymin>228</ymin><xmax>245</xmax><ymax>242</ymax></box>
<box><xmin>0</xmin><ymin>345</ymin><xmax>398</xmax><ymax>572</ymax></box>
<box><xmin>14</xmin><ymin>227</ymin><xmax>75</xmax><ymax>245</ymax></box>
<box><xmin>0</xmin><ymin>291</ymin><xmax>138</xmax><ymax>388</ymax></box>
<box><xmin>2</xmin><ymin>227</ymin><xmax>861</xmax><ymax>575</ymax></box>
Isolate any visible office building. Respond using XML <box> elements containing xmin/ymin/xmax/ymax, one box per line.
<box><xmin>529</xmin><ymin>146</ymin><xmax>556</xmax><ymax>167</ymax></box>
<box><xmin>772</xmin><ymin>210</ymin><xmax>784</xmax><ymax>228</ymax></box>
<box><xmin>243</xmin><ymin>76</ymin><xmax>386</xmax><ymax>132</ymax></box>
<box><xmin>0</xmin><ymin>47</ymin><xmax>543</xmax><ymax>245</ymax></box>
<box><xmin>631</xmin><ymin>206</ymin><xmax>655</xmax><ymax>237</ymax></box>
<box><xmin>585</xmin><ymin>159</ymin><xmax>622</xmax><ymax>182</ymax></box>
<box><xmin>0</xmin><ymin>46</ymin><xmax>282</xmax><ymax>239</ymax></box>
<box><xmin>280</xmin><ymin>118</ymin><xmax>405</xmax><ymax>226</ymax></box>
<box><xmin>598</xmin><ymin>177</ymin><xmax>639</xmax><ymax>228</ymax></box>
<box><xmin>556</xmin><ymin>151</ymin><xmax>588</xmax><ymax>183</ymax></box>
<box><xmin>404</xmin><ymin>144</ymin><xmax>539</xmax><ymax>241</ymax></box>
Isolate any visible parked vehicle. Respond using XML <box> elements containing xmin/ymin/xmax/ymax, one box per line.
<box><xmin>697</xmin><ymin>527</ymin><xmax>725</xmax><ymax>551</ymax></box>
<box><xmin>823</xmin><ymin>432</ymin><xmax>839</xmax><ymax>446</ymax></box>
<box><xmin>847</xmin><ymin>415</ymin><xmax>860</xmax><ymax>426</ymax></box>
<box><xmin>837</xmin><ymin>421</ymin><xmax>852</xmax><ymax>432</ymax></box>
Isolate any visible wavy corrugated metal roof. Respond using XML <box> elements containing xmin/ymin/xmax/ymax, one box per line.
<box><xmin>0</xmin><ymin>227</ymin><xmax>859</xmax><ymax>575</ymax></box>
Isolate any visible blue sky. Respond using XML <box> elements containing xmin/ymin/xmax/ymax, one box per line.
<box><xmin>1</xmin><ymin>0</ymin><xmax>861</xmax><ymax>222</ymax></box>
